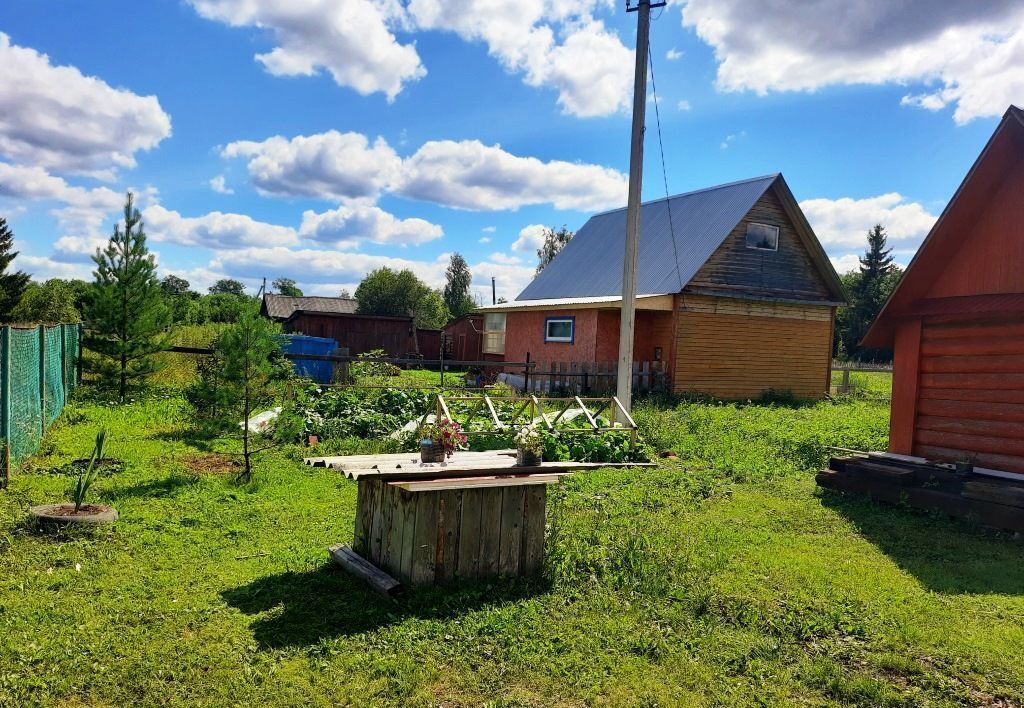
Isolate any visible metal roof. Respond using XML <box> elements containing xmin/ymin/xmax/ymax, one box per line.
<box><xmin>478</xmin><ymin>294</ymin><xmax>674</xmax><ymax>311</ymax></box>
<box><xmin>262</xmin><ymin>295</ymin><xmax>358</xmax><ymax>320</ymax></box>
<box><xmin>516</xmin><ymin>174</ymin><xmax>779</xmax><ymax>301</ymax></box>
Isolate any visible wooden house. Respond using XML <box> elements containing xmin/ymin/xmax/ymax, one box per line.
<box><xmin>862</xmin><ymin>105</ymin><xmax>1024</xmax><ymax>474</ymax></box>
<box><xmin>479</xmin><ymin>174</ymin><xmax>847</xmax><ymax>399</ymax></box>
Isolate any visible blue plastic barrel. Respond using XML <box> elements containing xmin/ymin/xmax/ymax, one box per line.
<box><xmin>282</xmin><ymin>334</ymin><xmax>339</xmax><ymax>383</ymax></box>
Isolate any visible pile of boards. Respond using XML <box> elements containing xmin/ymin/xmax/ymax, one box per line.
<box><xmin>817</xmin><ymin>453</ymin><xmax>1024</xmax><ymax>533</ymax></box>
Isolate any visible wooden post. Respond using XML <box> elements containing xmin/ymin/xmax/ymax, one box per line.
<box><xmin>523</xmin><ymin>352</ymin><xmax>530</xmax><ymax>393</ymax></box>
<box><xmin>38</xmin><ymin>325</ymin><xmax>46</xmax><ymax>436</ymax></box>
<box><xmin>841</xmin><ymin>366</ymin><xmax>851</xmax><ymax>394</ymax></box>
<box><xmin>1</xmin><ymin>326</ymin><xmax>9</xmax><ymax>488</ymax></box>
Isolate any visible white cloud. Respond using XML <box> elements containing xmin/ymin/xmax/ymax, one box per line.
<box><xmin>488</xmin><ymin>252</ymin><xmax>521</xmax><ymax>265</ymax></box>
<box><xmin>829</xmin><ymin>254</ymin><xmax>860</xmax><ymax>274</ymax></box>
<box><xmin>677</xmin><ymin>99</ymin><xmax>691</xmax><ymax>111</ymax></box>
<box><xmin>681</xmin><ymin>0</ymin><xmax>1024</xmax><ymax>124</ymax></box>
<box><xmin>666</xmin><ymin>48</ymin><xmax>683</xmax><ymax>61</ymax></box>
<box><xmin>17</xmin><ymin>254</ymin><xmax>93</xmax><ymax>281</ymax></box>
<box><xmin>188</xmin><ymin>0</ymin><xmax>424</xmax><ymax>100</ymax></box>
<box><xmin>224</xmin><ymin>130</ymin><xmax>628</xmax><ymax>212</ymax></box>
<box><xmin>222</xmin><ymin>131</ymin><xmax>402</xmax><ymax>202</ymax></box>
<box><xmin>399</xmin><ymin>140</ymin><xmax>627</xmax><ymax>211</ymax></box>
<box><xmin>143</xmin><ymin>204</ymin><xmax>299</xmax><ymax>249</ymax></box>
<box><xmin>511</xmin><ymin>223</ymin><xmax>548</xmax><ymax>252</ymax></box>
<box><xmin>478</xmin><ymin>236</ymin><xmax>492</xmax><ymax>244</ymax></box>
<box><xmin>209</xmin><ymin>175</ymin><xmax>233</xmax><ymax>194</ymax></box>
<box><xmin>799</xmin><ymin>192</ymin><xmax>937</xmax><ymax>249</ymax></box>
<box><xmin>482</xmin><ymin>225</ymin><xmax>497</xmax><ymax>233</ymax></box>
<box><xmin>211</xmin><ymin>246</ymin><xmax>443</xmax><ymax>287</ymax></box>
<box><xmin>408</xmin><ymin>0</ymin><xmax>633</xmax><ymax>117</ymax></box>
<box><xmin>299</xmin><ymin>204</ymin><xmax>443</xmax><ymax>247</ymax></box>
<box><xmin>719</xmin><ymin>131</ymin><xmax>745</xmax><ymax>149</ymax></box>
<box><xmin>0</xmin><ymin>33</ymin><xmax>171</xmax><ymax>179</ymax></box>
<box><xmin>469</xmin><ymin>256</ymin><xmax>536</xmax><ymax>302</ymax></box>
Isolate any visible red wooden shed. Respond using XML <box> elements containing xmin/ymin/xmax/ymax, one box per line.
<box><xmin>862</xmin><ymin>105</ymin><xmax>1024</xmax><ymax>475</ymax></box>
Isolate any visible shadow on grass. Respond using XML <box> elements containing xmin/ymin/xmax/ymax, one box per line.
<box><xmin>221</xmin><ymin>565</ymin><xmax>547</xmax><ymax>649</ymax></box>
<box><xmin>101</xmin><ymin>472</ymin><xmax>200</xmax><ymax>502</ymax></box>
<box><xmin>150</xmin><ymin>428</ymin><xmax>219</xmax><ymax>453</ymax></box>
<box><xmin>819</xmin><ymin>489</ymin><xmax>1024</xmax><ymax>596</ymax></box>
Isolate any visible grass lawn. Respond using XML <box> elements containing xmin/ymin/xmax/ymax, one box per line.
<box><xmin>2</xmin><ymin>392</ymin><xmax>1024</xmax><ymax>706</ymax></box>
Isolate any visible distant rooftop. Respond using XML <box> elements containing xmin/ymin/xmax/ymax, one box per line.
<box><xmin>262</xmin><ymin>294</ymin><xmax>358</xmax><ymax>321</ymax></box>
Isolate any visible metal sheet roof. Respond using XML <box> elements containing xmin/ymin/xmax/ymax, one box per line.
<box><xmin>477</xmin><ymin>294</ymin><xmax>674</xmax><ymax>311</ymax></box>
<box><xmin>516</xmin><ymin>174</ymin><xmax>779</xmax><ymax>301</ymax></box>
<box><xmin>263</xmin><ymin>295</ymin><xmax>359</xmax><ymax>320</ymax></box>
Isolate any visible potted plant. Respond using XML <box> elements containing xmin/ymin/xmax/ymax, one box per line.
<box><xmin>515</xmin><ymin>425</ymin><xmax>544</xmax><ymax>467</ymax></box>
<box><xmin>420</xmin><ymin>418</ymin><xmax>467</xmax><ymax>463</ymax></box>
<box><xmin>30</xmin><ymin>429</ymin><xmax>119</xmax><ymax>525</ymax></box>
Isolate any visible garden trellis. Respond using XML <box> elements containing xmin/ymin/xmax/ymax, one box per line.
<box><xmin>1</xmin><ymin>324</ymin><xmax>81</xmax><ymax>472</ymax></box>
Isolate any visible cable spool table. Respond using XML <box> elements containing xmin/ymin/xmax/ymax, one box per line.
<box><xmin>306</xmin><ymin>450</ymin><xmax>655</xmax><ymax>594</ymax></box>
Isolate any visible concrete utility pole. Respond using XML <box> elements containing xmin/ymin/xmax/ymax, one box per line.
<box><xmin>617</xmin><ymin>0</ymin><xmax>663</xmax><ymax>416</ymax></box>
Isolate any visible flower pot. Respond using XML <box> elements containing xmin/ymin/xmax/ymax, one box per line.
<box><xmin>516</xmin><ymin>449</ymin><xmax>542</xmax><ymax>467</ymax></box>
<box><xmin>420</xmin><ymin>440</ymin><xmax>445</xmax><ymax>464</ymax></box>
<box><xmin>29</xmin><ymin>503</ymin><xmax>118</xmax><ymax>525</ymax></box>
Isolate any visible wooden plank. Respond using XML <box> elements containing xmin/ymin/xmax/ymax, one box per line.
<box><xmin>367</xmin><ymin>478</ymin><xmax>385</xmax><ymax>565</ymax></box>
<box><xmin>917</xmin><ymin>398</ymin><xmax>1024</xmax><ymax>424</ymax></box>
<box><xmin>962</xmin><ymin>480</ymin><xmax>1024</xmax><ymax>509</ymax></box>
<box><xmin>389</xmin><ymin>474</ymin><xmax>565</xmax><ymax>492</ymax></box>
<box><xmin>574</xmin><ymin>396</ymin><xmax>598</xmax><ymax>429</ymax></box>
<box><xmin>914</xmin><ymin>444</ymin><xmax>1024</xmax><ymax>475</ymax></box>
<box><xmin>916</xmin><ymin>415</ymin><xmax>1024</xmax><ymax>441</ymax></box>
<box><xmin>498</xmin><ymin>486</ymin><xmax>526</xmax><ymax>576</ymax></box>
<box><xmin>379</xmin><ymin>483</ymin><xmax>397</xmax><ymax>572</ymax></box>
<box><xmin>921</xmin><ymin>335</ymin><xmax>1024</xmax><ymax>358</ymax></box>
<box><xmin>483</xmin><ymin>395</ymin><xmax>504</xmax><ymax>430</ymax></box>
<box><xmin>436</xmin><ymin>489</ymin><xmax>461</xmax><ymax>582</ymax></box>
<box><xmin>478</xmin><ymin>487</ymin><xmax>502</xmax><ymax>576</ymax></box>
<box><xmin>920</xmin><ymin>372</ymin><xmax>1024</xmax><ymax>390</ymax></box>
<box><xmin>521</xmin><ymin>484</ymin><xmax>546</xmax><ymax>576</ymax></box>
<box><xmin>815</xmin><ymin>470</ymin><xmax>1024</xmax><ymax>533</ymax></box>
<box><xmin>919</xmin><ymin>353</ymin><xmax>1024</xmax><ymax>374</ymax></box>
<box><xmin>410</xmin><ymin>491</ymin><xmax>438</xmax><ymax>585</ymax></box>
<box><xmin>845</xmin><ymin>460</ymin><xmax>915</xmax><ymax>486</ymax></box>
<box><xmin>916</xmin><ymin>429</ymin><xmax>1024</xmax><ymax>458</ymax></box>
<box><xmin>352</xmin><ymin>477</ymin><xmax>367</xmax><ymax>555</ymax></box>
<box><xmin>398</xmin><ymin>488</ymin><xmax>417</xmax><ymax>583</ymax></box>
<box><xmin>329</xmin><ymin>544</ymin><xmax>403</xmax><ymax>597</ymax></box>
<box><xmin>457</xmin><ymin>488</ymin><xmax>483</xmax><ymax>579</ymax></box>
<box><xmin>919</xmin><ymin>387</ymin><xmax>1024</xmax><ymax>404</ymax></box>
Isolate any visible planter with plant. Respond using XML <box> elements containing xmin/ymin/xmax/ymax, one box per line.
<box><xmin>515</xmin><ymin>425</ymin><xmax>544</xmax><ymax>467</ymax></box>
<box><xmin>419</xmin><ymin>418</ymin><xmax>467</xmax><ymax>463</ymax></box>
<box><xmin>30</xmin><ymin>429</ymin><xmax>118</xmax><ymax>524</ymax></box>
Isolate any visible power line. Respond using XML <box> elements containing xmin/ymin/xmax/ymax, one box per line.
<box><xmin>646</xmin><ymin>39</ymin><xmax>682</xmax><ymax>287</ymax></box>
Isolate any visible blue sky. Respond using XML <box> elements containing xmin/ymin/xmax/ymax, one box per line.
<box><xmin>0</xmin><ymin>0</ymin><xmax>1020</xmax><ymax>302</ymax></box>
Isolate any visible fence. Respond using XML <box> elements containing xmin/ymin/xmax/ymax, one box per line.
<box><xmin>513</xmin><ymin>360</ymin><xmax>668</xmax><ymax>396</ymax></box>
<box><xmin>830</xmin><ymin>360</ymin><xmax>893</xmax><ymax>398</ymax></box>
<box><xmin>1</xmin><ymin>324</ymin><xmax>81</xmax><ymax>475</ymax></box>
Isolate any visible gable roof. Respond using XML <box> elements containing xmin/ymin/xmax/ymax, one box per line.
<box><xmin>862</xmin><ymin>105</ymin><xmax>1024</xmax><ymax>347</ymax></box>
<box><xmin>262</xmin><ymin>294</ymin><xmax>358</xmax><ymax>320</ymax></box>
<box><xmin>515</xmin><ymin>173</ymin><xmax>845</xmax><ymax>302</ymax></box>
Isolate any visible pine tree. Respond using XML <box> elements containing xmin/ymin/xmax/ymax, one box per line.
<box><xmin>0</xmin><ymin>217</ymin><xmax>30</xmax><ymax>321</ymax></box>
<box><xmin>835</xmin><ymin>224</ymin><xmax>901</xmax><ymax>362</ymax></box>
<box><xmin>443</xmin><ymin>253</ymin><xmax>474</xmax><ymax>317</ymax></box>
<box><xmin>85</xmin><ymin>193</ymin><xmax>172</xmax><ymax>401</ymax></box>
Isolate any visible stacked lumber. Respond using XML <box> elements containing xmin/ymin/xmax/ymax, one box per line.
<box><xmin>817</xmin><ymin>453</ymin><xmax>1024</xmax><ymax>533</ymax></box>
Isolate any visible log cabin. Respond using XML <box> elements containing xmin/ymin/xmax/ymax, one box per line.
<box><xmin>480</xmin><ymin>173</ymin><xmax>848</xmax><ymax>398</ymax></box>
<box><xmin>862</xmin><ymin>105</ymin><xmax>1024</xmax><ymax>474</ymax></box>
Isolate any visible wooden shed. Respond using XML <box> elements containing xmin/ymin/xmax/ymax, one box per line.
<box><xmin>283</xmin><ymin>310</ymin><xmax>419</xmax><ymax>358</ymax></box>
<box><xmin>481</xmin><ymin>174</ymin><xmax>847</xmax><ymax>399</ymax></box>
<box><xmin>862</xmin><ymin>105</ymin><xmax>1024</xmax><ymax>474</ymax></box>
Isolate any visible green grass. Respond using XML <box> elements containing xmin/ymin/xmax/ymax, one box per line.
<box><xmin>829</xmin><ymin>369</ymin><xmax>893</xmax><ymax>397</ymax></box>
<box><xmin>2</xmin><ymin>393</ymin><xmax>1024</xmax><ymax>706</ymax></box>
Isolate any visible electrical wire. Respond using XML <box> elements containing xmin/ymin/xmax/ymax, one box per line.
<box><xmin>646</xmin><ymin>39</ymin><xmax>682</xmax><ymax>286</ymax></box>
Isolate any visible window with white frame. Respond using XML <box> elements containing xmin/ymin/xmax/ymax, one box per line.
<box><xmin>482</xmin><ymin>312</ymin><xmax>506</xmax><ymax>355</ymax></box>
<box><xmin>544</xmin><ymin>316</ymin><xmax>574</xmax><ymax>343</ymax></box>
<box><xmin>745</xmin><ymin>222</ymin><xmax>779</xmax><ymax>251</ymax></box>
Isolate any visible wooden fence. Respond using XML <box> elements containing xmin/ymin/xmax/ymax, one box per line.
<box><xmin>519</xmin><ymin>361</ymin><xmax>668</xmax><ymax>396</ymax></box>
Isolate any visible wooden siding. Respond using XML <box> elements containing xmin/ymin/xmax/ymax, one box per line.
<box><xmin>685</xmin><ymin>187</ymin><xmax>835</xmax><ymax>303</ymax></box>
<box><xmin>912</xmin><ymin>315</ymin><xmax>1024</xmax><ymax>473</ymax></box>
<box><xmin>284</xmin><ymin>313</ymin><xmax>417</xmax><ymax>357</ymax></box>
<box><xmin>673</xmin><ymin>295</ymin><xmax>833</xmax><ymax>399</ymax></box>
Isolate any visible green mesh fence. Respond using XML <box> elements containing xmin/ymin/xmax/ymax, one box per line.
<box><xmin>2</xmin><ymin>324</ymin><xmax>80</xmax><ymax>462</ymax></box>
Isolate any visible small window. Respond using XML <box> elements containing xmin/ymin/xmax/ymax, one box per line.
<box><xmin>746</xmin><ymin>222</ymin><xmax>779</xmax><ymax>251</ymax></box>
<box><xmin>544</xmin><ymin>316</ymin><xmax>574</xmax><ymax>343</ymax></box>
<box><xmin>482</xmin><ymin>312</ymin><xmax>506</xmax><ymax>355</ymax></box>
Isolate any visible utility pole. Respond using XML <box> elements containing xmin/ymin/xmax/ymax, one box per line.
<box><xmin>617</xmin><ymin>0</ymin><xmax>663</xmax><ymax>417</ymax></box>
<box><xmin>491</xmin><ymin>277</ymin><xmax>497</xmax><ymax>305</ymax></box>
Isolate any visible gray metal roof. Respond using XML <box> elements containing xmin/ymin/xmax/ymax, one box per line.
<box><xmin>262</xmin><ymin>295</ymin><xmax>358</xmax><ymax>320</ymax></box>
<box><xmin>516</xmin><ymin>174</ymin><xmax>779</xmax><ymax>300</ymax></box>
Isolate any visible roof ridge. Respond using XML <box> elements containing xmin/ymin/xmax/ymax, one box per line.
<box><xmin>589</xmin><ymin>173</ymin><xmax>780</xmax><ymax>217</ymax></box>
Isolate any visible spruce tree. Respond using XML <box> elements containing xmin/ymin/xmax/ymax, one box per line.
<box><xmin>837</xmin><ymin>224</ymin><xmax>900</xmax><ymax>361</ymax></box>
<box><xmin>0</xmin><ymin>217</ymin><xmax>30</xmax><ymax>321</ymax></box>
<box><xmin>85</xmin><ymin>193</ymin><xmax>172</xmax><ymax>401</ymax></box>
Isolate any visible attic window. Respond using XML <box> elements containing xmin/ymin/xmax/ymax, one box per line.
<box><xmin>746</xmin><ymin>222</ymin><xmax>779</xmax><ymax>251</ymax></box>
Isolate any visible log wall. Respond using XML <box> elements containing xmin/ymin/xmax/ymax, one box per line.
<box><xmin>673</xmin><ymin>294</ymin><xmax>834</xmax><ymax>399</ymax></box>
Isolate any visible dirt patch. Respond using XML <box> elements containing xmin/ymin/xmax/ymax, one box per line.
<box><xmin>46</xmin><ymin>504</ymin><xmax>109</xmax><ymax>517</ymax></box>
<box><xmin>182</xmin><ymin>453</ymin><xmax>240</xmax><ymax>476</ymax></box>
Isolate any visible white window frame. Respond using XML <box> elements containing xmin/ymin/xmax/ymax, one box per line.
<box><xmin>482</xmin><ymin>312</ymin><xmax>506</xmax><ymax>355</ymax></box>
<box><xmin>745</xmin><ymin>222</ymin><xmax>780</xmax><ymax>251</ymax></box>
<box><xmin>544</xmin><ymin>316</ymin><xmax>575</xmax><ymax>343</ymax></box>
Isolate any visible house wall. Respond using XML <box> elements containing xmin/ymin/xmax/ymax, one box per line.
<box><xmin>686</xmin><ymin>187</ymin><xmax>835</xmax><ymax>302</ymax></box>
<box><xmin>673</xmin><ymin>294</ymin><xmax>833</xmax><ymax>399</ymax></box>
<box><xmin>443</xmin><ymin>315</ymin><xmax>483</xmax><ymax>361</ymax></box>
<box><xmin>594</xmin><ymin>310</ymin><xmax>675</xmax><ymax>365</ymax></box>
<box><xmin>284</xmin><ymin>314</ymin><xmax>417</xmax><ymax>357</ymax></box>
